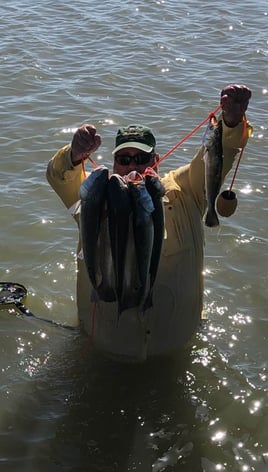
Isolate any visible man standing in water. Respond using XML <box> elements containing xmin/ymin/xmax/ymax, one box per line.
<box><xmin>47</xmin><ymin>84</ymin><xmax>252</xmax><ymax>359</ymax></box>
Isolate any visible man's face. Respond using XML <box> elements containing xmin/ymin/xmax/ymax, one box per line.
<box><xmin>113</xmin><ymin>147</ymin><xmax>159</xmax><ymax>176</ymax></box>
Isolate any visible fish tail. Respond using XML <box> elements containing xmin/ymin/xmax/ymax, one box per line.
<box><xmin>96</xmin><ymin>283</ymin><xmax>116</xmax><ymax>302</ymax></box>
<box><xmin>205</xmin><ymin>209</ymin><xmax>220</xmax><ymax>227</ymax></box>
<box><xmin>116</xmin><ymin>301</ymin><xmax>126</xmax><ymax>326</ymax></box>
<box><xmin>142</xmin><ymin>288</ymin><xmax>153</xmax><ymax>312</ymax></box>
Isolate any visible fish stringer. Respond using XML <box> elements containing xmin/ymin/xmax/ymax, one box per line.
<box><xmin>216</xmin><ymin>115</ymin><xmax>248</xmax><ymax>218</ymax></box>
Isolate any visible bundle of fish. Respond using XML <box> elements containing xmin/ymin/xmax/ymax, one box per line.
<box><xmin>203</xmin><ymin>118</ymin><xmax>223</xmax><ymax>227</ymax></box>
<box><xmin>79</xmin><ymin>166</ymin><xmax>165</xmax><ymax>316</ymax></box>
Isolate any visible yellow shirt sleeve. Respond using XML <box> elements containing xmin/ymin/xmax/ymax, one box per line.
<box><xmin>46</xmin><ymin>144</ymin><xmax>86</xmax><ymax>212</ymax></box>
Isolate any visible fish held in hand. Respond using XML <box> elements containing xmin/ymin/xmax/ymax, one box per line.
<box><xmin>79</xmin><ymin>166</ymin><xmax>109</xmax><ymax>291</ymax></box>
<box><xmin>96</xmin><ymin>213</ymin><xmax>116</xmax><ymax>302</ymax></box>
<box><xmin>107</xmin><ymin>173</ymin><xmax>131</xmax><ymax>312</ymax></box>
<box><xmin>127</xmin><ymin>172</ymin><xmax>155</xmax><ymax>311</ymax></box>
<box><xmin>143</xmin><ymin>167</ymin><xmax>165</xmax><ymax>310</ymax></box>
<box><xmin>203</xmin><ymin>118</ymin><xmax>223</xmax><ymax>227</ymax></box>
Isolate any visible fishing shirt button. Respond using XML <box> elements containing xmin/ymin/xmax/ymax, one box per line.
<box><xmin>168</xmin><ymin>205</ymin><xmax>173</xmax><ymax>210</ymax></box>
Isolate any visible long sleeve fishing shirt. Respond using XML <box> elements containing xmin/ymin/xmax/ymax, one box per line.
<box><xmin>46</xmin><ymin>118</ymin><xmax>253</xmax><ymax>359</ymax></box>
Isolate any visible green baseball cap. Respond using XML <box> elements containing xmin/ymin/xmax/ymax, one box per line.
<box><xmin>112</xmin><ymin>124</ymin><xmax>156</xmax><ymax>154</ymax></box>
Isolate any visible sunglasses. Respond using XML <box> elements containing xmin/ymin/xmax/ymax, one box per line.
<box><xmin>114</xmin><ymin>152</ymin><xmax>155</xmax><ymax>166</ymax></box>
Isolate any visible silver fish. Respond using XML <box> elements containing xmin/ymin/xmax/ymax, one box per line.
<box><xmin>119</xmin><ymin>225</ymin><xmax>140</xmax><ymax>312</ymax></box>
<box><xmin>107</xmin><ymin>174</ymin><xmax>131</xmax><ymax>314</ymax></box>
<box><xmin>127</xmin><ymin>172</ymin><xmax>155</xmax><ymax>310</ymax></box>
<box><xmin>204</xmin><ymin>119</ymin><xmax>223</xmax><ymax>227</ymax></box>
<box><xmin>79</xmin><ymin>166</ymin><xmax>109</xmax><ymax>292</ymax></box>
<box><xmin>143</xmin><ymin>167</ymin><xmax>165</xmax><ymax>311</ymax></box>
<box><xmin>96</xmin><ymin>212</ymin><xmax>116</xmax><ymax>302</ymax></box>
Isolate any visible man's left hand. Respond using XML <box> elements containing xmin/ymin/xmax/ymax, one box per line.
<box><xmin>220</xmin><ymin>84</ymin><xmax>252</xmax><ymax>127</ymax></box>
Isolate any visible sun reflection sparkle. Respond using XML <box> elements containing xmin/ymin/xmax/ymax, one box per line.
<box><xmin>57</xmin><ymin>263</ymin><xmax>65</xmax><ymax>270</ymax></box>
<box><xmin>211</xmin><ymin>430</ymin><xmax>226</xmax><ymax>443</ymax></box>
<box><xmin>249</xmin><ymin>400</ymin><xmax>262</xmax><ymax>415</ymax></box>
<box><xmin>42</xmin><ymin>218</ymin><xmax>53</xmax><ymax>224</ymax></box>
<box><xmin>235</xmin><ymin>234</ymin><xmax>255</xmax><ymax>244</ymax></box>
<box><xmin>209</xmin><ymin>418</ymin><xmax>220</xmax><ymax>426</ymax></box>
<box><xmin>230</xmin><ymin>313</ymin><xmax>252</xmax><ymax>326</ymax></box>
<box><xmin>62</xmin><ymin>127</ymin><xmax>77</xmax><ymax>134</ymax></box>
<box><xmin>240</xmin><ymin>184</ymin><xmax>252</xmax><ymax>194</ymax></box>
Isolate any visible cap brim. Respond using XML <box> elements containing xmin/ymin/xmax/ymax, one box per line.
<box><xmin>112</xmin><ymin>141</ymin><xmax>153</xmax><ymax>154</ymax></box>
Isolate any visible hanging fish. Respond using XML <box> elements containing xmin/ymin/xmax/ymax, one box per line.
<box><xmin>107</xmin><ymin>173</ymin><xmax>131</xmax><ymax>314</ymax></box>
<box><xmin>126</xmin><ymin>171</ymin><xmax>155</xmax><ymax>310</ymax></box>
<box><xmin>143</xmin><ymin>167</ymin><xmax>165</xmax><ymax>311</ymax></box>
<box><xmin>96</xmin><ymin>212</ymin><xmax>116</xmax><ymax>302</ymax></box>
<box><xmin>79</xmin><ymin>166</ymin><xmax>109</xmax><ymax>292</ymax></box>
<box><xmin>203</xmin><ymin>118</ymin><xmax>223</xmax><ymax>227</ymax></box>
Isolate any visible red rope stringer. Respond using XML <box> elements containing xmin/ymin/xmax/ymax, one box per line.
<box><xmin>82</xmin><ymin>156</ymin><xmax>98</xmax><ymax>178</ymax></box>
<box><xmin>80</xmin><ymin>104</ymin><xmax>223</xmax><ymax>176</ymax></box>
<box><xmin>151</xmin><ymin>104</ymin><xmax>222</xmax><ymax>170</ymax></box>
<box><xmin>228</xmin><ymin>115</ymin><xmax>248</xmax><ymax>194</ymax></box>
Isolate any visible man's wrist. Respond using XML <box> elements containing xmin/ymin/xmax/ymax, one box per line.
<box><xmin>71</xmin><ymin>149</ymin><xmax>93</xmax><ymax>166</ymax></box>
<box><xmin>71</xmin><ymin>150</ymin><xmax>82</xmax><ymax>166</ymax></box>
<box><xmin>72</xmin><ymin>158</ymin><xmax>83</xmax><ymax>167</ymax></box>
